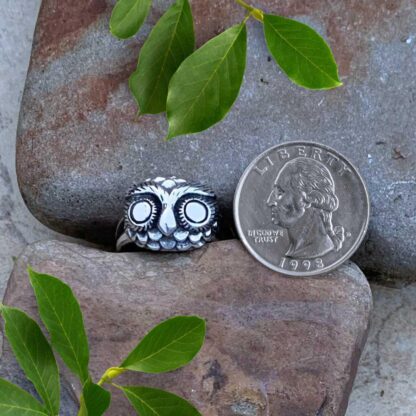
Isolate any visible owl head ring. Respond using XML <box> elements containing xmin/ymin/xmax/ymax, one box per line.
<box><xmin>116</xmin><ymin>177</ymin><xmax>219</xmax><ymax>252</ymax></box>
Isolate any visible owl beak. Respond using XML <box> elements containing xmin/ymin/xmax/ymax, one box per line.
<box><xmin>158</xmin><ymin>206</ymin><xmax>177</xmax><ymax>236</ymax></box>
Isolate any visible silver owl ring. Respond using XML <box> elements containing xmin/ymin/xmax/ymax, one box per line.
<box><xmin>116</xmin><ymin>177</ymin><xmax>219</xmax><ymax>252</ymax></box>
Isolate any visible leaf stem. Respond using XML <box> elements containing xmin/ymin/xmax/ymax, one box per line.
<box><xmin>235</xmin><ymin>0</ymin><xmax>253</xmax><ymax>11</ymax></box>
<box><xmin>234</xmin><ymin>0</ymin><xmax>264</xmax><ymax>22</ymax></box>
<box><xmin>97</xmin><ymin>367</ymin><xmax>126</xmax><ymax>386</ymax></box>
<box><xmin>77</xmin><ymin>394</ymin><xmax>86</xmax><ymax>416</ymax></box>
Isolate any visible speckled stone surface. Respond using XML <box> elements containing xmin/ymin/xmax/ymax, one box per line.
<box><xmin>347</xmin><ymin>280</ymin><xmax>416</xmax><ymax>416</ymax></box>
<box><xmin>2</xmin><ymin>3</ymin><xmax>416</xmax><ymax>415</ymax></box>
<box><xmin>0</xmin><ymin>0</ymin><xmax>74</xmax><ymax>300</ymax></box>
<box><xmin>2</xmin><ymin>239</ymin><xmax>372</xmax><ymax>415</ymax></box>
<box><xmin>16</xmin><ymin>0</ymin><xmax>416</xmax><ymax>279</ymax></box>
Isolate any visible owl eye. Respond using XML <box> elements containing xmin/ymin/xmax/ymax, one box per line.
<box><xmin>184</xmin><ymin>201</ymin><xmax>208</xmax><ymax>224</ymax></box>
<box><xmin>127</xmin><ymin>196</ymin><xmax>159</xmax><ymax>230</ymax></box>
<box><xmin>130</xmin><ymin>201</ymin><xmax>152</xmax><ymax>224</ymax></box>
<box><xmin>177</xmin><ymin>196</ymin><xmax>216</xmax><ymax>231</ymax></box>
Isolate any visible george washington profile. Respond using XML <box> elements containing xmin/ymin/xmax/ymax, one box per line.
<box><xmin>266</xmin><ymin>157</ymin><xmax>345</xmax><ymax>259</ymax></box>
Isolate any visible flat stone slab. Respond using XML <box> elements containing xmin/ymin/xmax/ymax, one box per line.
<box><xmin>16</xmin><ymin>0</ymin><xmax>416</xmax><ymax>279</ymax></box>
<box><xmin>2</xmin><ymin>240</ymin><xmax>371</xmax><ymax>415</ymax></box>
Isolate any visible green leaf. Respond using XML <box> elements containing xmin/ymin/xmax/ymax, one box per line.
<box><xmin>110</xmin><ymin>0</ymin><xmax>152</xmax><ymax>39</ymax></box>
<box><xmin>263</xmin><ymin>14</ymin><xmax>342</xmax><ymax>90</ymax></box>
<box><xmin>0</xmin><ymin>377</ymin><xmax>48</xmax><ymax>415</ymax></box>
<box><xmin>28</xmin><ymin>267</ymin><xmax>90</xmax><ymax>384</ymax></box>
<box><xmin>121</xmin><ymin>386</ymin><xmax>201</xmax><ymax>416</ymax></box>
<box><xmin>79</xmin><ymin>380</ymin><xmax>111</xmax><ymax>416</ymax></box>
<box><xmin>166</xmin><ymin>22</ymin><xmax>247</xmax><ymax>139</ymax></box>
<box><xmin>130</xmin><ymin>0</ymin><xmax>194</xmax><ymax>114</ymax></box>
<box><xmin>121</xmin><ymin>316</ymin><xmax>205</xmax><ymax>373</ymax></box>
<box><xmin>1</xmin><ymin>306</ymin><xmax>60</xmax><ymax>416</ymax></box>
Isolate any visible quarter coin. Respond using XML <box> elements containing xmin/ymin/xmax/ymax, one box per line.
<box><xmin>233</xmin><ymin>142</ymin><xmax>370</xmax><ymax>276</ymax></box>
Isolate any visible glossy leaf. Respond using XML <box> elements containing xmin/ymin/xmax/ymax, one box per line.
<box><xmin>78</xmin><ymin>380</ymin><xmax>111</xmax><ymax>416</ymax></box>
<box><xmin>110</xmin><ymin>0</ymin><xmax>152</xmax><ymax>39</ymax></box>
<box><xmin>121</xmin><ymin>316</ymin><xmax>205</xmax><ymax>373</ymax></box>
<box><xmin>263</xmin><ymin>14</ymin><xmax>342</xmax><ymax>89</ymax></box>
<box><xmin>166</xmin><ymin>23</ymin><xmax>247</xmax><ymax>139</ymax></box>
<box><xmin>28</xmin><ymin>267</ymin><xmax>90</xmax><ymax>384</ymax></box>
<box><xmin>122</xmin><ymin>386</ymin><xmax>201</xmax><ymax>416</ymax></box>
<box><xmin>0</xmin><ymin>377</ymin><xmax>48</xmax><ymax>415</ymax></box>
<box><xmin>130</xmin><ymin>0</ymin><xmax>194</xmax><ymax>114</ymax></box>
<box><xmin>1</xmin><ymin>306</ymin><xmax>60</xmax><ymax>416</ymax></box>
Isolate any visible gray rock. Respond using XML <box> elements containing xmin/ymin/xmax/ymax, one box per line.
<box><xmin>347</xmin><ymin>281</ymin><xmax>416</xmax><ymax>416</ymax></box>
<box><xmin>16</xmin><ymin>0</ymin><xmax>416</xmax><ymax>279</ymax></box>
<box><xmin>0</xmin><ymin>0</ymin><xmax>68</xmax><ymax>300</ymax></box>
<box><xmin>2</xmin><ymin>239</ymin><xmax>372</xmax><ymax>415</ymax></box>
